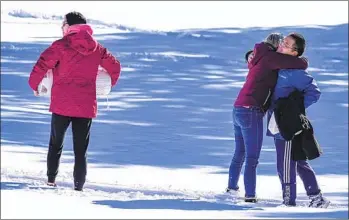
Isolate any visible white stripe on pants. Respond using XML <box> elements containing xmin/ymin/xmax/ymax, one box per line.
<box><xmin>283</xmin><ymin>141</ymin><xmax>292</xmax><ymax>184</ymax></box>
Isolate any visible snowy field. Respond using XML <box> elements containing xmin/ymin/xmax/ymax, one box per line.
<box><xmin>1</xmin><ymin>4</ymin><xmax>348</xmax><ymax>219</ymax></box>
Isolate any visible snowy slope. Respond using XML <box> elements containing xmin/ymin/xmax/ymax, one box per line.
<box><xmin>1</xmin><ymin>11</ymin><xmax>348</xmax><ymax>219</ymax></box>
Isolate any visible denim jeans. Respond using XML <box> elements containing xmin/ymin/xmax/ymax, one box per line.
<box><xmin>228</xmin><ymin>106</ymin><xmax>264</xmax><ymax>197</ymax></box>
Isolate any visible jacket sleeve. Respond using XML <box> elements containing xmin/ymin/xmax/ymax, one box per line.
<box><xmin>28</xmin><ymin>41</ymin><xmax>61</xmax><ymax>91</ymax></box>
<box><xmin>100</xmin><ymin>47</ymin><xmax>121</xmax><ymax>86</ymax></box>
<box><xmin>287</xmin><ymin>70</ymin><xmax>321</xmax><ymax>108</ymax></box>
<box><xmin>267</xmin><ymin>52</ymin><xmax>308</xmax><ymax>70</ymax></box>
<box><xmin>300</xmin><ymin>74</ymin><xmax>321</xmax><ymax>109</ymax></box>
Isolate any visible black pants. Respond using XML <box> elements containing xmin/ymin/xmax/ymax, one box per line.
<box><xmin>47</xmin><ymin>113</ymin><xmax>92</xmax><ymax>187</ymax></box>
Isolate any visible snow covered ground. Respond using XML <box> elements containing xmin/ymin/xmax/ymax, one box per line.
<box><xmin>2</xmin><ymin>145</ymin><xmax>348</xmax><ymax>219</ymax></box>
<box><xmin>1</xmin><ymin>8</ymin><xmax>348</xmax><ymax>219</ymax></box>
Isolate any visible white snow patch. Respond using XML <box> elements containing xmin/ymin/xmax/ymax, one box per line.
<box><xmin>318</xmin><ymin>80</ymin><xmax>348</xmax><ymax>86</ymax></box>
<box><xmin>338</xmin><ymin>103</ymin><xmax>349</xmax><ymax>108</ymax></box>
<box><xmin>209</xmin><ymin>29</ymin><xmax>242</xmax><ymax>34</ymax></box>
<box><xmin>154</xmin><ymin>51</ymin><xmax>210</xmax><ymax>58</ymax></box>
<box><xmin>317</xmin><ymin>73</ymin><xmax>348</xmax><ymax>77</ymax></box>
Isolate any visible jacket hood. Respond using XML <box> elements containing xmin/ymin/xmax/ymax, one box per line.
<box><xmin>65</xmin><ymin>24</ymin><xmax>97</xmax><ymax>55</ymax></box>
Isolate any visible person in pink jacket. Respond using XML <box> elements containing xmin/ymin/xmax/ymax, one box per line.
<box><xmin>28</xmin><ymin>11</ymin><xmax>121</xmax><ymax>191</ymax></box>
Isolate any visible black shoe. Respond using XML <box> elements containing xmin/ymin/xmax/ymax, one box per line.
<box><xmin>46</xmin><ymin>182</ymin><xmax>57</xmax><ymax>187</ymax></box>
<box><xmin>244</xmin><ymin>197</ymin><xmax>257</xmax><ymax>203</ymax></box>
<box><xmin>48</xmin><ymin>176</ymin><xmax>56</xmax><ymax>184</ymax></box>
<box><xmin>74</xmin><ymin>180</ymin><xmax>84</xmax><ymax>191</ymax></box>
<box><xmin>74</xmin><ymin>186</ymin><xmax>83</xmax><ymax>191</ymax></box>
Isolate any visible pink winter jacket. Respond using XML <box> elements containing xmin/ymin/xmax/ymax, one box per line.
<box><xmin>28</xmin><ymin>24</ymin><xmax>121</xmax><ymax>118</ymax></box>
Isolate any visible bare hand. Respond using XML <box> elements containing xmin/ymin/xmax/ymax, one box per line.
<box><xmin>33</xmin><ymin>90</ymin><xmax>39</xmax><ymax>96</ymax></box>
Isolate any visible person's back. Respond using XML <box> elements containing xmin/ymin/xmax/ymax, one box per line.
<box><xmin>28</xmin><ymin>11</ymin><xmax>121</xmax><ymax>191</ymax></box>
<box><xmin>29</xmin><ymin>14</ymin><xmax>120</xmax><ymax>118</ymax></box>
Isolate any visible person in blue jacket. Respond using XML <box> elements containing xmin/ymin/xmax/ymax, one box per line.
<box><xmin>265</xmin><ymin>33</ymin><xmax>330</xmax><ymax>208</ymax></box>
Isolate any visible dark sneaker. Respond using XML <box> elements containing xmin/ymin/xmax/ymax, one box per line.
<box><xmin>48</xmin><ymin>176</ymin><xmax>56</xmax><ymax>184</ymax></box>
<box><xmin>46</xmin><ymin>182</ymin><xmax>57</xmax><ymax>187</ymax></box>
<box><xmin>244</xmin><ymin>196</ymin><xmax>257</xmax><ymax>203</ymax></box>
<box><xmin>74</xmin><ymin>180</ymin><xmax>84</xmax><ymax>192</ymax></box>
<box><xmin>74</xmin><ymin>186</ymin><xmax>83</xmax><ymax>191</ymax></box>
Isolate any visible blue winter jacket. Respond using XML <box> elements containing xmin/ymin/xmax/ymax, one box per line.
<box><xmin>266</xmin><ymin>69</ymin><xmax>321</xmax><ymax>139</ymax></box>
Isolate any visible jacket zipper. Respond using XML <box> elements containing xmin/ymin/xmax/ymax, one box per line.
<box><xmin>263</xmin><ymin>89</ymin><xmax>271</xmax><ymax>106</ymax></box>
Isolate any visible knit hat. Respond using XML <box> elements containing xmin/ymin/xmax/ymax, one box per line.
<box><xmin>264</xmin><ymin>33</ymin><xmax>283</xmax><ymax>50</ymax></box>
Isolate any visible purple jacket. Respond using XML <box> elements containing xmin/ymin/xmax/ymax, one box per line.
<box><xmin>234</xmin><ymin>42</ymin><xmax>308</xmax><ymax>111</ymax></box>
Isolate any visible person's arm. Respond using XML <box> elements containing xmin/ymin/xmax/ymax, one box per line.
<box><xmin>267</xmin><ymin>52</ymin><xmax>308</xmax><ymax>70</ymax></box>
<box><xmin>299</xmin><ymin>73</ymin><xmax>321</xmax><ymax>109</ymax></box>
<box><xmin>100</xmin><ymin>47</ymin><xmax>121</xmax><ymax>86</ymax></box>
<box><xmin>28</xmin><ymin>41</ymin><xmax>61</xmax><ymax>91</ymax></box>
<box><xmin>281</xmin><ymin>69</ymin><xmax>321</xmax><ymax>108</ymax></box>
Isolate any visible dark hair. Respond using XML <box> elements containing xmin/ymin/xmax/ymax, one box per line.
<box><xmin>288</xmin><ymin>33</ymin><xmax>306</xmax><ymax>56</ymax></box>
<box><xmin>245</xmin><ymin>50</ymin><xmax>253</xmax><ymax>62</ymax></box>
<box><xmin>65</xmin><ymin>11</ymin><xmax>87</xmax><ymax>26</ymax></box>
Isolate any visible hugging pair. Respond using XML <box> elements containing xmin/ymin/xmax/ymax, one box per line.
<box><xmin>227</xmin><ymin>32</ymin><xmax>329</xmax><ymax>208</ymax></box>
